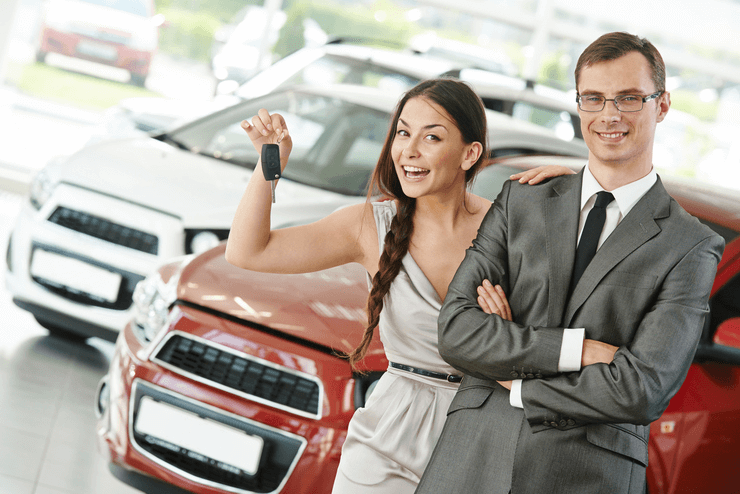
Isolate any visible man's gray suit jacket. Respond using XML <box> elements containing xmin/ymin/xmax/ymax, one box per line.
<box><xmin>415</xmin><ymin>170</ymin><xmax>724</xmax><ymax>494</ymax></box>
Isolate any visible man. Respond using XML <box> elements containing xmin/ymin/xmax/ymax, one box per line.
<box><xmin>415</xmin><ymin>32</ymin><xmax>724</xmax><ymax>494</ymax></box>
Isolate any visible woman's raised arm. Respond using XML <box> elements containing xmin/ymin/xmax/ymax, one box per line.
<box><xmin>225</xmin><ymin>110</ymin><xmax>378</xmax><ymax>276</ymax></box>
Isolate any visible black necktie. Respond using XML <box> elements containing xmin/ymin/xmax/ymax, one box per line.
<box><xmin>571</xmin><ymin>191</ymin><xmax>614</xmax><ymax>291</ymax></box>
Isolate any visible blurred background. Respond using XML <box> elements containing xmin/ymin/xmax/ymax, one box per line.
<box><xmin>1</xmin><ymin>0</ymin><xmax>740</xmax><ymax>190</ymax></box>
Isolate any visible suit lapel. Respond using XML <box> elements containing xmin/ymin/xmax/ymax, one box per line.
<box><xmin>564</xmin><ymin>178</ymin><xmax>671</xmax><ymax>326</ymax></box>
<box><xmin>545</xmin><ymin>172</ymin><xmax>582</xmax><ymax>326</ymax></box>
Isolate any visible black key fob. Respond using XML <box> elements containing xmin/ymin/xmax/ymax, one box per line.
<box><xmin>261</xmin><ymin>144</ymin><xmax>282</xmax><ymax>181</ymax></box>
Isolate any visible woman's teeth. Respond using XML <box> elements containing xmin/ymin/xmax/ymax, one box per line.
<box><xmin>404</xmin><ymin>166</ymin><xmax>429</xmax><ymax>178</ymax></box>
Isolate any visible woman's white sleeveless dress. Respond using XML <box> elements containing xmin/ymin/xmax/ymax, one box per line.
<box><xmin>331</xmin><ymin>201</ymin><xmax>462</xmax><ymax>493</ymax></box>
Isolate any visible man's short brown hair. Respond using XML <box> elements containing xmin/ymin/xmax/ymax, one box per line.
<box><xmin>575</xmin><ymin>32</ymin><xmax>666</xmax><ymax>93</ymax></box>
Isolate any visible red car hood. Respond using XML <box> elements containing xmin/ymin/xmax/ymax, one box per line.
<box><xmin>176</xmin><ymin>244</ymin><xmax>377</xmax><ymax>356</ymax></box>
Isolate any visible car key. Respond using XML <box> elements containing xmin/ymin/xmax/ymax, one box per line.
<box><xmin>261</xmin><ymin>143</ymin><xmax>281</xmax><ymax>203</ymax></box>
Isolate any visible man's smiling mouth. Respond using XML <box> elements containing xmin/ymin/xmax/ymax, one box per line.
<box><xmin>598</xmin><ymin>132</ymin><xmax>627</xmax><ymax>138</ymax></box>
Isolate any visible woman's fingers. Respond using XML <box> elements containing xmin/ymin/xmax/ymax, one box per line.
<box><xmin>510</xmin><ymin>165</ymin><xmax>575</xmax><ymax>185</ymax></box>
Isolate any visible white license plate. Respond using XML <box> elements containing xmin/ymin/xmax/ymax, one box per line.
<box><xmin>30</xmin><ymin>250</ymin><xmax>122</xmax><ymax>302</ymax></box>
<box><xmin>135</xmin><ymin>397</ymin><xmax>264</xmax><ymax>476</ymax></box>
<box><xmin>76</xmin><ymin>41</ymin><xmax>118</xmax><ymax>61</ymax></box>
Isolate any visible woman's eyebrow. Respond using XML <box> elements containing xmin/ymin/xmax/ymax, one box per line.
<box><xmin>398</xmin><ymin>118</ymin><xmax>447</xmax><ymax>131</ymax></box>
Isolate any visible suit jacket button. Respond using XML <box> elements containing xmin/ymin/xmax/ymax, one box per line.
<box><xmin>567</xmin><ymin>419</ymin><xmax>576</xmax><ymax>426</ymax></box>
<box><xmin>543</xmin><ymin>421</ymin><xmax>550</xmax><ymax>427</ymax></box>
<box><xmin>550</xmin><ymin>421</ymin><xmax>559</xmax><ymax>428</ymax></box>
<box><xmin>511</xmin><ymin>371</ymin><xmax>519</xmax><ymax>378</ymax></box>
<box><xmin>559</xmin><ymin>420</ymin><xmax>567</xmax><ymax>427</ymax></box>
<box><xmin>526</xmin><ymin>373</ymin><xmax>535</xmax><ymax>379</ymax></box>
<box><xmin>535</xmin><ymin>373</ymin><xmax>543</xmax><ymax>379</ymax></box>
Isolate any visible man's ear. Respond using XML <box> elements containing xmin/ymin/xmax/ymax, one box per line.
<box><xmin>656</xmin><ymin>91</ymin><xmax>671</xmax><ymax>123</ymax></box>
<box><xmin>462</xmin><ymin>142</ymin><xmax>483</xmax><ymax>171</ymax></box>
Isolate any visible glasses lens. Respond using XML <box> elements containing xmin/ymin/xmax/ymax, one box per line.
<box><xmin>615</xmin><ymin>95</ymin><xmax>643</xmax><ymax>111</ymax></box>
<box><xmin>579</xmin><ymin>95</ymin><xmax>604</xmax><ymax>111</ymax></box>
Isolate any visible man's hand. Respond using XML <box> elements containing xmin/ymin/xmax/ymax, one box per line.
<box><xmin>582</xmin><ymin>339</ymin><xmax>618</xmax><ymax>366</ymax></box>
<box><xmin>477</xmin><ymin>280</ymin><xmax>512</xmax><ymax>321</ymax></box>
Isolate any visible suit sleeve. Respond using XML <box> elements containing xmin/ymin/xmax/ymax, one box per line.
<box><xmin>520</xmin><ymin>233</ymin><xmax>724</xmax><ymax>427</ymax></box>
<box><xmin>438</xmin><ymin>180</ymin><xmax>566</xmax><ymax>381</ymax></box>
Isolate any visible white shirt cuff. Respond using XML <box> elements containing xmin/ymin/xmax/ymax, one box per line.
<box><xmin>558</xmin><ymin>327</ymin><xmax>585</xmax><ymax>372</ymax></box>
<box><xmin>509</xmin><ymin>379</ymin><xmax>523</xmax><ymax>408</ymax></box>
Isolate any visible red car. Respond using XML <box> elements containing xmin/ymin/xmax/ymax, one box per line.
<box><xmin>96</xmin><ymin>156</ymin><xmax>740</xmax><ymax>494</ymax></box>
<box><xmin>36</xmin><ymin>0</ymin><xmax>163</xmax><ymax>86</ymax></box>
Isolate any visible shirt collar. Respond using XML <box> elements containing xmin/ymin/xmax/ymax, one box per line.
<box><xmin>581</xmin><ymin>163</ymin><xmax>657</xmax><ymax>217</ymax></box>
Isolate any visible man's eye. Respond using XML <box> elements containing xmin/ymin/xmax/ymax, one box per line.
<box><xmin>621</xmin><ymin>95</ymin><xmax>640</xmax><ymax>102</ymax></box>
<box><xmin>584</xmin><ymin>96</ymin><xmax>602</xmax><ymax>103</ymax></box>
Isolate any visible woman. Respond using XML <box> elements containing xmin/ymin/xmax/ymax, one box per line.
<box><xmin>226</xmin><ymin>78</ymin><xmax>572</xmax><ymax>493</ymax></box>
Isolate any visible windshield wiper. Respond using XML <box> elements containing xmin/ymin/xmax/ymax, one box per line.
<box><xmin>155</xmin><ymin>133</ymin><xmax>190</xmax><ymax>151</ymax></box>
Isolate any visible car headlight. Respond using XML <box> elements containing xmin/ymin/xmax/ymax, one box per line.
<box><xmin>29</xmin><ymin>169</ymin><xmax>58</xmax><ymax>210</ymax></box>
<box><xmin>129</xmin><ymin>26</ymin><xmax>157</xmax><ymax>51</ymax></box>
<box><xmin>185</xmin><ymin>229</ymin><xmax>229</xmax><ymax>255</ymax></box>
<box><xmin>131</xmin><ymin>257</ymin><xmax>190</xmax><ymax>344</ymax></box>
<box><xmin>353</xmin><ymin>372</ymin><xmax>384</xmax><ymax>409</ymax></box>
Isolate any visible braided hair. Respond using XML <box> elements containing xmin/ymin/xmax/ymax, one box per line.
<box><xmin>346</xmin><ymin>78</ymin><xmax>488</xmax><ymax>369</ymax></box>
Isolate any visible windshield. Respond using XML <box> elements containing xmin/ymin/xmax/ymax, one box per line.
<box><xmin>81</xmin><ymin>0</ymin><xmax>151</xmax><ymax>16</ymax></box>
<box><xmin>236</xmin><ymin>53</ymin><xmax>419</xmax><ymax>101</ymax></box>
<box><xmin>169</xmin><ymin>90</ymin><xmax>390</xmax><ymax>196</ymax></box>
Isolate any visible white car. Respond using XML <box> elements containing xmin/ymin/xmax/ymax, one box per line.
<box><xmin>5</xmin><ymin>84</ymin><xmax>588</xmax><ymax>342</ymax></box>
<box><xmin>91</xmin><ymin>40</ymin><xmax>581</xmax><ymax>144</ymax></box>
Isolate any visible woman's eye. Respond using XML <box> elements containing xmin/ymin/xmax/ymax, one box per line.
<box><xmin>425</xmin><ymin>134</ymin><xmax>439</xmax><ymax>141</ymax></box>
<box><xmin>397</xmin><ymin>129</ymin><xmax>409</xmax><ymax>137</ymax></box>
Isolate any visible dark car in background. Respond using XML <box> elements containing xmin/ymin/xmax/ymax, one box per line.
<box><xmin>96</xmin><ymin>155</ymin><xmax>740</xmax><ymax>494</ymax></box>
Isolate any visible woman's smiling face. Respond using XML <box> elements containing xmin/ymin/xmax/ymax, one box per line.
<box><xmin>391</xmin><ymin>96</ymin><xmax>474</xmax><ymax>199</ymax></box>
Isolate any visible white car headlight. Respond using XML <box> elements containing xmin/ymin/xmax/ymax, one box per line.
<box><xmin>190</xmin><ymin>231</ymin><xmax>221</xmax><ymax>254</ymax></box>
<box><xmin>129</xmin><ymin>25</ymin><xmax>158</xmax><ymax>51</ymax></box>
<box><xmin>131</xmin><ymin>259</ymin><xmax>188</xmax><ymax>344</ymax></box>
<box><xmin>29</xmin><ymin>169</ymin><xmax>58</xmax><ymax>210</ymax></box>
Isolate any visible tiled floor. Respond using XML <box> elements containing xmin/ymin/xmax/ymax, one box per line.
<box><xmin>0</xmin><ymin>191</ymin><xmax>138</xmax><ymax>494</ymax></box>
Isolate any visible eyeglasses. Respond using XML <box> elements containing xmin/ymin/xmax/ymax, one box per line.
<box><xmin>576</xmin><ymin>91</ymin><xmax>663</xmax><ymax>112</ymax></box>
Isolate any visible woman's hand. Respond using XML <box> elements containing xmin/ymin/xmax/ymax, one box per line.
<box><xmin>477</xmin><ymin>280</ymin><xmax>512</xmax><ymax>321</ymax></box>
<box><xmin>510</xmin><ymin>165</ymin><xmax>576</xmax><ymax>185</ymax></box>
<box><xmin>241</xmin><ymin>109</ymin><xmax>293</xmax><ymax>173</ymax></box>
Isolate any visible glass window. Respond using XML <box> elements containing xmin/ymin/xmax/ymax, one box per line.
<box><xmin>169</xmin><ymin>90</ymin><xmax>390</xmax><ymax>196</ymax></box>
<box><xmin>81</xmin><ymin>0</ymin><xmax>150</xmax><ymax>17</ymax></box>
<box><xmin>470</xmin><ymin>164</ymin><xmax>520</xmax><ymax>201</ymax></box>
<box><xmin>512</xmin><ymin>103</ymin><xmax>575</xmax><ymax>141</ymax></box>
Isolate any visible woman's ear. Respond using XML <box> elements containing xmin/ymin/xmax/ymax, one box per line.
<box><xmin>461</xmin><ymin>142</ymin><xmax>483</xmax><ymax>171</ymax></box>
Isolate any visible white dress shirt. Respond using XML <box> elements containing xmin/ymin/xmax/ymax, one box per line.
<box><xmin>510</xmin><ymin>164</ymin><xmax>658</xmax><ymax>408</ymax></box>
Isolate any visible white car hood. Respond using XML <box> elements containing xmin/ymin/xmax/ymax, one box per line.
<box><xmin>52</xmin><ymin>137</ymin><xmax>362</xmax><ymax>228</ymax></box>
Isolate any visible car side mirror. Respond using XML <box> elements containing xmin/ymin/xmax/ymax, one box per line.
<box><xmin>714</xmin><ymin>317</ymin><xmax>740</xmax><ymax>349</ymax></box>
<box><xmin>695</xmin><ymin>317</ymin><xmax>740</xmax><ymax>365</ymax></box>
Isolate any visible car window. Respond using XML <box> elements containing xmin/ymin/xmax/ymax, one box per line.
<box><xmin>709</xmin><ymin>273</ymin><xmax>740</xmax><ymax>338</ymax></box>
<box><xmin>279</xmin><ymin>55</ymin><xmax>419</xmax><ymax>93</ymax></box>
<box><xmin>169</xmin><ymin>90</ymin><xmax>389</xmax><ymax>196</ymax></box>
<box><xmin>512</xmin><ymin>103</ymin><xmax>575</xmax><ymax>142</ymax></box>
<box><xmin>81</xmin><ymin>0</ymin><xmax>150</xmax><ymax>16</ymax></box>
<box><xmin>470</xmin><ymin>164</ymin><xmax>520</xmax><ymax>201</ymax></box>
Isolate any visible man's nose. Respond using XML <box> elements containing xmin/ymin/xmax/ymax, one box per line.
<box><xmin>601</xmin><ymin>99</ymin><xmax>622</xmax><ymax>121</ymax></box>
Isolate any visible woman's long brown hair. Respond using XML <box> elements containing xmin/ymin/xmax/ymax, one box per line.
<box><xmin>346</xmin><ymin>78</ymin><xmax>488</xmax><ymax>369</ymax></box>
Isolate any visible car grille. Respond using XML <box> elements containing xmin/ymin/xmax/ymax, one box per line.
<box><xmin>153</xmin><ymin>334</ymin><xmax>323</xmax><ymax>418</ymax></box>
<box><xmin>48</xmin><ymin>207</ymin><xmax>158</xmax><ymax>255</ymax></box>
<box><xmin>131</xmin><ymin>381</ymin><xmax>306</xmax><ymax>494</ymax></box>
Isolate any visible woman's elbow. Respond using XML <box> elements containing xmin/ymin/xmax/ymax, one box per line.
<box><xmin>224</xmin><ymin>242</ymin><xmax>247</xmax><ymax>269</ymax></box>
